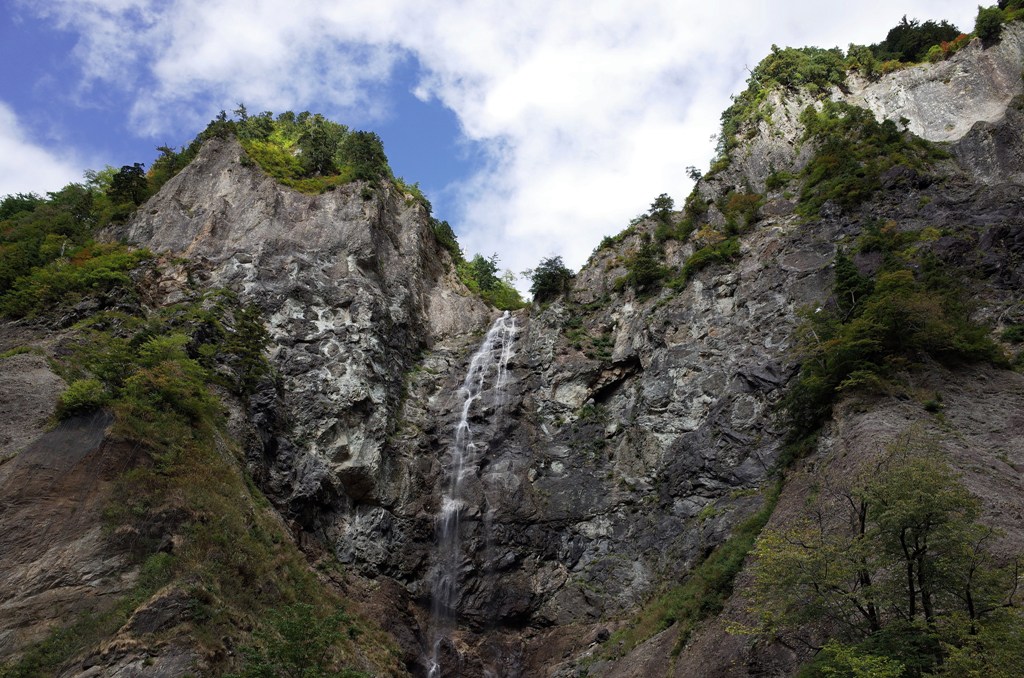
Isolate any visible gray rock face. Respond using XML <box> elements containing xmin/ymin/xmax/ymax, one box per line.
<box><xmin>844</xmin><ymin>24</ymin><xmax>1024</xmax><ymax>142</ymax></box>
<box><xmin>117</xmin><ymin>137</ymin><xmax>490</xmax><ymax>510</ymax></box>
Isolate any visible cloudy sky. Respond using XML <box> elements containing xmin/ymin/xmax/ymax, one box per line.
<box><xmin>2</xmin><ymin>0</ymin><xmax>978</xmax><ymax>283</ymax></box>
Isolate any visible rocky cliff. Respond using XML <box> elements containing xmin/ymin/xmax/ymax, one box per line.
<box><xmin>2</xmin><ymin>20</ymin><xmax>1024</xmax><ymax>678</ymax></box>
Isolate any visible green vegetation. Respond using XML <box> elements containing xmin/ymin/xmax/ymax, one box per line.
<box><xmin>56</xmin><ymin>378</ymin><xmax>110</xmax><ymax>418</ymax></box>
<box><xmin>1</xmin><ymin>552</ymin><xmax>177</xmax><ymax>678</ymax></box>
<box><xmin>606</xmin><ymin>484</ymin><xmax>779</xmax><ymax>658</ymax></box>
<box><xmin>2</xmin><ymin>282</ymin><xmax>397</xmax><ymax>676</ymax></box>
<box><xmin>670</xmin><ymin>237</ymin><xmax>741</xmax><ymax>288</ymax></box>
<box><xmin>528</xmin><ymin>255</ymin><xmax>574</xmax><ymax>303</ymax></box>
<box><xmin>0</xmin><ymin>243</ymin><xmax>152</xmax><ymax>318</ymax></box>
<box><xmin>749</xmin><ymin>435</ymin><xmax>1024</xmax><ymax>677</ymax></box>
<box><xmin>711</xmin><ymin>7</ymin><xmax>1020</xmax><ymax>175</ymax></box>
<box><xmin>223</xmin><ymin>109</ymin><xmax>389</xmax><ymax>193</ymax></box>
<box><xmin>720</xmin><ymin>191</ymin><xmax>763</xmax><ymax>235</ymax></box>
<box><xmin>227</xmin><ymin>603</ymin><xmax>369</xmax><ymax>678</ymax></box>
<box><xmin>717</xmin><ymin>45</ymin><xmax>849</xmax><ymax>162</ymax></box>
<box><xmin>1002</xmin><ymin>324</ymin><xmax>1024</xmax><ymax>342</ymax></box>
<box><xmin>455</xmin><ymin>253</ymin><xmax>525</xmax><ymax>310</ymax></box>
<box><xmin>869</xmin><ymin>16</ymin><xmax>961</xmax><ymax>63</ymax></box>
<box><xmin>784</xmin><ymin>228</ymin><xmax>1003</xmax><ymax>441</ymax></box>
<box><xmin>0</xmin><ymin>173</ymin><xmax>160</xmax><ymax>319</ymax></box>
<box><xmin>615</xmin><ymin>239</ymin><xmax>669</xmax><ymax>295</ymax></box>
<box><xmin>797</xmin><ymin>100</ymin><xmax>946</xmax><ymax>217</ymax></box>
<box><xmin>563</xmin><ymin>315</ymin><xmax>614</xmax><ymax>362</ymax></box>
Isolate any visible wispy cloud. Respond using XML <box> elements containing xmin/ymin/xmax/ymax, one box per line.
<box><xmin>0</xmin><ymin>101</ymin><xmax>84</xmax><ymax>197</ymax></box>
<box><xmin>22</xmin><ymin>0</ymin><xmax>979</xmax><ymax>277</ymax></box>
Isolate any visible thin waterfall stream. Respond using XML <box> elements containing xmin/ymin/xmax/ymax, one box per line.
<box><xmin>426</xmin><ymin>311</ymin><xmax>517</xmax><ymax>678</ymax></box>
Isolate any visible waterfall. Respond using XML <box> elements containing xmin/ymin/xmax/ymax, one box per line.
<box><xmin>427</xmin><ymin>311</ymin><xmax>517</xmax><ymax>678</ymax></box>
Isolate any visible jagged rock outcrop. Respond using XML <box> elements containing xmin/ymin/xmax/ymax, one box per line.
<box><xmin>326</xmin><ymin>32</ymin><xmax>1024</xmax><ymax>676</ymax></box>
<box><xmin>115</xmin><ymin>136</ymin><xmax>491</xmax><ymax>513</ymax></box>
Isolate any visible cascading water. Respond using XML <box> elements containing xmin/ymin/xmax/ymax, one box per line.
<box><xmin>426</xmin><ymin>311</ymin><xmax>517</xmax><ymax>678</ymax></box>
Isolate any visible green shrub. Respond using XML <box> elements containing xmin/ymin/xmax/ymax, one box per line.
<box><xmin>226</xmin><ymin>603</ymin><xmax>368</xmax><ymax>678</ymax></box>
<box><xmin>721</xmin><ymin>192</ymin><xmax>763</xmax><ymax>235</ymax></box>
<box><xmin>976</xmin><ymin>5</ymin><xmax>1006</xmax><ymax>42</ymax></box>
<box><xmin>671</xmin><ymin>237</ymin><xmax>741</xmax><ymax>288</ymax></box>
<box><xmin>57</xmin><ymin>378</ymin><xmax>110</xmax><ymax>418</ymax></box>
<box><xmin>796</xmin><ymin>101</ymin><xmax>944</xmax><ymax>217</ymax></box>
<box><xmin>785</xmin><ymin>248</ymin><xmax>1002</xmax><ymax>439</ymax></box>
<box><xmin>616</xmin><ymin>240</ymin><xmax>669</xmax><ymax>294</ymax></box>
<box><xmin>1002</xmin><ymin>324</ymin><xmax>1024</xmax><ymax>342</ymax></box>
<box><xmin>456</xmin><ymin>254</ymin><xmax>525</xmax><ymax>310</ymax></box>
<box><xmin>430</xmin><ymin>218</ymin><xmax>462</xmax><ymax>260</ymax></box>
<box><xmin>0</xmin><ymin>243</ymin><xmax>152</xmax><ymax>318</ymax></box>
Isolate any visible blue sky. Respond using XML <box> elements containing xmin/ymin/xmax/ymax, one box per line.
<box><xmin>1</xmin><ymin>1</ymin><xmax>978</xmax><ymax>282</ymax></box>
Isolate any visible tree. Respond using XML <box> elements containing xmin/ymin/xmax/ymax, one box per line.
<box><xmin>467</xmin><ymin>253</ymin><xmax>500</xmax><ymax>291</ymax></box>
<box><xmin>0</xmin><ymin>193</ymin><xmax>43</xmax><ymax>219</ymax></box>
<box><xmin>748</xmin><ymin>434</ymin><xmax>1022</xmax><ymax>674</ymax></box>
<box><xmin>618</xmin><ymin>239</ymin><xmax>668</xmax><ymax>294</ymax></box>
<box><xmin>338</xmin><ymin>130</ymin><xmax>389</xmax><ymax>182</ymax></box>
<box><xmin>298</xmin><ymin>114</ymin><xmax>347</xmax><ymax>176</ymax></box>
<box><xmin>975</xmin><ymin>6</ymin><xmax>1005</xmax><ymax>43</ymax></box>
<box><xmin>528</xmin><ymin>255</ymin><xmax>574</xmax><ymax>303</ymax></box>
<box><xmin>871</xmin><ymin>16</ymin><xmax>960</xmax><ymax>62</ymax></box>
<box><xmin>107</xmin><ymin>163</ymin><xmax>149</xmax><ymax>206</ymax></box>
<box><xmin>649</xmin><ymin>193</ymin><xmax>675</xmax><ymax>224</ymax></box>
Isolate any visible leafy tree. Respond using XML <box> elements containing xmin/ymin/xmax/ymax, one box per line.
<box><xmin>749</xmin><ymin>435</ymin><xmax>1022</xmax><ymax>675</ymax></box>
<box><xmin>339</xmin><ymin>130</ymin><xmax>389</xmax><ymax>182</ymax></box>
<box><xmin>975</xmin><ymin>6</ymin><xmax>1005</xmax><ymax>43</ymax></box>
<box><xmin>466</xmin><ymin>253</ymin><xmax>500</xmax><ymax>291</ymax></box>
<box><xmin>430</xmin><ymin>218</ymin><xmax>462</xmax><ymax>260</ymax></box>
<box><xmin>648</xmin><ymin>193</ymin><xmax>674</xmax><ymax>224</ymax></box>
<box><xmin>832</xmin><ymin>252</ymin><xmax>874</xmax><ymax>320</ymax></box>
<box><xmin>528</xmin><ymin>255</ymin><xmax>574</xmax><ymax>303</ymax></box>
<box><xmin>0</xmin><ymin>193</ymin><xmax>44</xmax><ymax>219</ymax></box>
<box><xmin>298</xmin><ymin>114</ymin><xmax>348</xmax><ymax>175</ymax></box>
<box><xmin>107</xmin><ymin>163</ymin><xmax>149</xmax><ymax>206</ymax></box>
<box><xmin>871</xmin><ymin>16</ymin><xmax>960</xmax><ymax>62</ymax></box>
<box><xmin>617</xmin><ymin>239</ymin><xmax>668</xmax><ymax>294</ymax></box>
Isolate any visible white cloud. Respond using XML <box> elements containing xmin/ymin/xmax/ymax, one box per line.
<box><xmin>0</xmin><ymin>101</ymin><xmax>84</xmax><ymax>197</ymax></box>
<box><xmin>25</xmin><ymin>0</ymin><xmax>981</xmax><ymax>282</ymax></box>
